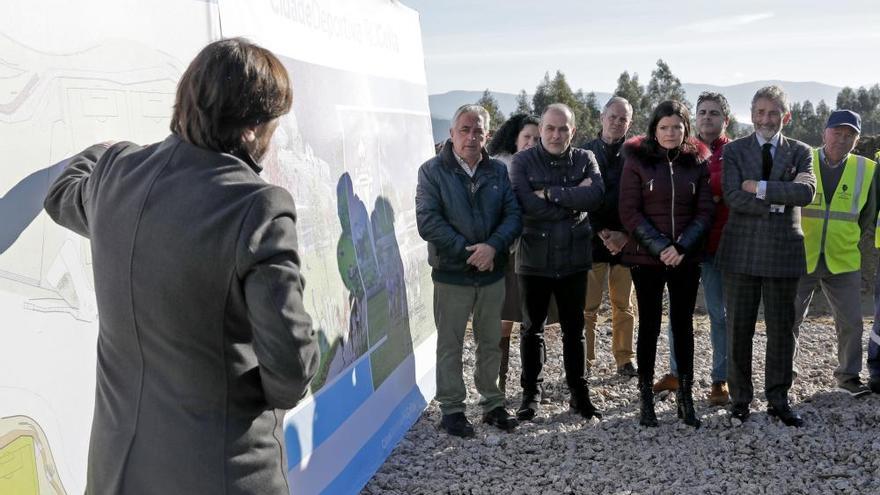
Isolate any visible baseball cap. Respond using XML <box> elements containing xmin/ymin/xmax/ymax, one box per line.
<box><xmin>826</xmin><ymin>110</ymin><xmax>861</xmax><ymax>133</ymax></box>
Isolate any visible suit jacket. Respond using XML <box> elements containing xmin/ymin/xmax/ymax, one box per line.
<box><xmin>43</xmin><ymin>135</ymin><xmax>319</xmax><ymax>495</ymax></box>
<box><xmin>715</xmin><ymin>133</ymin><xmax>816</xmax><ymax>277</ymax></box>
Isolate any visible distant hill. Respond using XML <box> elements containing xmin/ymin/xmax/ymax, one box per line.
<box><xmin>429</xmin><ymin>90</ymin><xmax>612</xmax><ymax>143</ymax></box>
<box><xmin>431</xmin><ymin>117</ymin><xmax>451</xmax><ymax>144</ymax></box>
<box><xmin>682</xmin><ymin>80</ymin><xmax>842</xmax><ymax>121</ymax></box>
<box><xmin>430</xmin><ymin>91</ymin><xmax>517</xmax><ymax>120</ymax></box>
<box><xmin>428</xmin><ymin>81</ymin><xmax>844</xmax><ymax>143</ymax></box>
<box><xmin>429</xmin><ymin>90</ymin><xmax>613</xmax><ymax>120</ymax></box>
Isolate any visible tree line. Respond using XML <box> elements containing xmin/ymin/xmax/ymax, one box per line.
<box><xmin>789</xmin><ymin>85</ymin><xmax>880</xmax><ymax>147</ymax></box>
<box><xmin>475</xmin><ymin>60</ymin><xmax>880</xmax><ymax>149</ymax></box>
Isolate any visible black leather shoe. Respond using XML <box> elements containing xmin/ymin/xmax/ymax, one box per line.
<box><xmin>439</xmin><ymin>412</ymin><xmax>475</xmax><ymax>438</ymax></box>
<box><xmin>869</xmin><ymin>378</ymin><xmax>880</xmax><ymax>394</ymax></box>
<box><xmin>569</xmin><ymin>391</ymin><xmax>603</xmax><ymax>420</ymax></box>
<box><xmin>729</xmin><ymin>403</ymin><xmax>750</xmax><ymax>423</ymax></box>
<box><xmin>767</xmin><ymin>404</ymin><xmax>804</xmax><ymax>427</ymax></box>
<box><xmin>569</xmin><ymin>403</ymin><xmax>603</xmax><ymax>420</ymax></box>
<box><xmin>516</xmin><ymin>395</ymin><xmax>539</xmax><ymax>421</ymax></box>
<box><xmin>482</xmin><ymin>406</ymin><xmax>519</xmax><ymax>432</ymax></box>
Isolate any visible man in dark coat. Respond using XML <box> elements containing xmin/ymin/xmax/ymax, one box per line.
<box><xmin>510</xmin><ymin>103</ymin><xmax>605</xmax><ymax>421</ymax></box>
<box><xmin>581</xmin><ymin>96</ymin><xmax>637</xmax><ymax>377</ymax></box>
<box><xmin>43</xmin><ymin>38</ymin><xmax>318</xmax><ymax>494</ymax></box>
<box><xmin>717</xmin><ymin>85</ymin><xmax>816</xmax><ymax>427</ymax></box>
<box><xmin>415</xmin><ymin>104</ymin><xmax>522</xmax><ymax>438</ymax></box>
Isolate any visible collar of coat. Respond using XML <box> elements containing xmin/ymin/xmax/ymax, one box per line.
<box><xmin>235</xmin><ymin>148</ymin><xmax>263</xmax><ymax>174</ymax></box>
<box><xmin>440</xmin><ymin>138</ymin><xmax>491</xmax><ymax>172</ymax></box>
<box><xmin>170</xmin><ymin>133</ymin><xmax>264</xmax><ymax>174</ymax></box>
<box><xmin>536</xmin><ymin>141</ymin><xmax>574</xmax><ymax>165</ymax></box>
<box><xmin>700</xmin><ymin>134</ymin><xmax>730</xmax><ymax>153</ymax></box>
<box><xmin>595</xmin><ymin>130</ymin><xmax>627</xmax><ymax>148</ymax></box>
<box><xmin>622</xmin><ymin>135</ymin><xmax>710</xmax><ymax>168</ymax></box>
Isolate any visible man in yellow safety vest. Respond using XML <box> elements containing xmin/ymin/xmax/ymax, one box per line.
<box><xmin>794</xmin><ymin>110</ymin><xmax>878</xmax><ymax>397</ymax></box>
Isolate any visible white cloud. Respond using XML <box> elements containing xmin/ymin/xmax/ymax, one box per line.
<box><xmin>683</xmin><ymin>12</ymin><xmax>775</xmax><ymax>33</ymax></box>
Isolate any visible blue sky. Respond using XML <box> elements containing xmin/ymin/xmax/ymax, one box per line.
<box><xmin>402</xmin><ymin>0</ymin><xmax>880</xmax><ymax>94</ymax></box>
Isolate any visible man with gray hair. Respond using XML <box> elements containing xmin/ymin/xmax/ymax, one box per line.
<box><xmin>581</xmin><ymin>96</ymin><xmax>637</xmax><ymax>377</ymax></box>
<box><xmin>510</xmin><ymin>103</ymin><xmax>605</xmax><ymax>421</ymax></box>
<box><xmin>717</xmin><ymin>85</ymin><xmax>816</xmax><ymax>426</ymax></box>
<box><xmin>792</xmin><ymin>110</ymin><xmax>877</xmax><ymax>398</ymax></box>
<box><xmin>416</xmin><ymin>104</ymin><xmax>522</xmax><ymax>437</ymax></box>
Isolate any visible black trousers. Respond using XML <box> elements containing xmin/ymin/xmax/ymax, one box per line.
<box><xmin>630</xmin><ymin>263</ymin><xmax>701</xmax><ymax>380</ymax></box>
<box><xmin>518</xmin><ymin>272</ymin><xmax>588</xmax><ymax>396</ymax></box>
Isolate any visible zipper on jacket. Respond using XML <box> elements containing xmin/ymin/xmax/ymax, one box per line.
<box><xmin>469</xmin><ymin>175</ymin><xmax>488</xmax><ymax>242</ymax></box>
<box><xmin>669</xmin><ymin>160</ymin><xmax>676</xmax><ymax>239</ymax></box>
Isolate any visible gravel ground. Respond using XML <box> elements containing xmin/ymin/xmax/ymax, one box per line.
<box><xmin>364</xmin><ymin>311</ymin><xmax>880</xmax><ymax>495</ymax></box>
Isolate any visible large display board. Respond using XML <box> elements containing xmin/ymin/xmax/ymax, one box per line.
<box><xmin>0</xmin><ymin>1</ymin><xmax>436</xmax><ymax>493</ymax></box>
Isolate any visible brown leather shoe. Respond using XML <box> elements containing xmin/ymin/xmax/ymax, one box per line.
<box><xmin>652</xmin><ymin>373</ymin><xmax>679</xmax><ymax>393</ymax></box>
<box><xmin>708</xmin><ymin>381</ymin><xmax>730</xmax><ymax>406</ymax></box>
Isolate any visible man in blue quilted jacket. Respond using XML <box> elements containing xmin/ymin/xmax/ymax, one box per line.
<box><xmin>415</xmin><ymin>104</ymin><xmax>522</xmax><ymax>437</ymax></box>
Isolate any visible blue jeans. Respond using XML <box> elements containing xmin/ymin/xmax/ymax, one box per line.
<box><xmin>669</xmin><ymin>255</ymin><xmax>727</xmax><ymax>382</ymax></box>
<box><xmin>870</xmin><ymin>265</ymin><xmax>880</xmax><ymax>380</ymax></box>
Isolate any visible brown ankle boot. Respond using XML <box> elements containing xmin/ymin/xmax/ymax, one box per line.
<box><xmin>499</xmin><ymin>336</ymin><xmax>511</xmax><ymax>394</ymax></box>
<box><xmin>652</xmin><ymin>373</ymin><xmax>679</xmax><ymax>393</ymax></box>
<box><xmin>708</xmin><ymin>381</ymin><xmax>730</xmax><ymax>406</ymax></box>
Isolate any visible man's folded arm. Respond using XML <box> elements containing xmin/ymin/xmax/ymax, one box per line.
<box><xmin>722</xmin><ymin>145</ymin><xmax>771</xmax><ymax>215</ymax></box>
<box><xmin>764</xmin><ymin>148</ymin><xmax>816</xmax><ymax>206</ymax></box>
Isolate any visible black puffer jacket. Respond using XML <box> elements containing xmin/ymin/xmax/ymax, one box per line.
<box><xmin>618</xmin><ymin>136</ymin><xmax>714</xmax><ymax>266</ymax></box>
<box><xmin>510</xmin><ymin>142</ymin><xmax>605</xmax><ymax>277</ymax></box>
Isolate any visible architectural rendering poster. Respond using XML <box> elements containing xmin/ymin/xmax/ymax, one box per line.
<box><xmin>0</xmin><ymin>0</ymin><xmax>435</xmax><ymax>493</ymax></box>
<box><xmin>218</xmin><ymin>1</ymin><xmax>436</xmax><ymax>493</ymax></box>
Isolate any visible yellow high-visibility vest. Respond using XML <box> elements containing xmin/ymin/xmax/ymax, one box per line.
<box><xmin>802</xmin><ymin>150</ymin><xmax>876</xmax><ymax>274</ymax></box>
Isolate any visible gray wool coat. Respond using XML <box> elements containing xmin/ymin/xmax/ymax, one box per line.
<box><xmin>716</xmin><ymin>133</ymin><xmax>816</xmax><ymax>278</ymax></box>
<box><xmin>43</xmin><ymin>135</ymin><xmax>319</xmax><ymax>495</ymax></box>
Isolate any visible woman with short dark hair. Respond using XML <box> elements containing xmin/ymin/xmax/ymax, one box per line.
<box><xmin>487</xmin><ymin>113</ymin><xmax>540</xmax><ymax>162</ymax></box>
<box><xmin>618</xmin><ymin>100</ymin><xmax>714</xmax><ymax>428</ymax></box>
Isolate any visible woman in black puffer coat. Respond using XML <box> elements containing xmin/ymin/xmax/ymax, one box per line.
<box><xmin>618</xmin><ymin>100</ymin><xmax>714</xmax><ymax>428</ymax></box>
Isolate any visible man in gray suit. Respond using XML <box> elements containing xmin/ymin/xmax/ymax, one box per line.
<box><xmin>717</xmin><ymin>85</ymin><xmax>816</xmax><ymax>427</ymax></box>
<box><xmin>43</xmin><ymin>38</ymin><xmax>318</xmax><ymax>494</ymax></box>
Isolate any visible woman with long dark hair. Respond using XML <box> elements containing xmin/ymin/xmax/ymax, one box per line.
<box><xmin>618</xmin><ymin>100</ymin><xmax>714</xmax><ymax>428</ymax></box>
<box><xmin>487</xmin><ymin>113</ymin><xmax>539</xmax><ymax>392</ymax></box>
